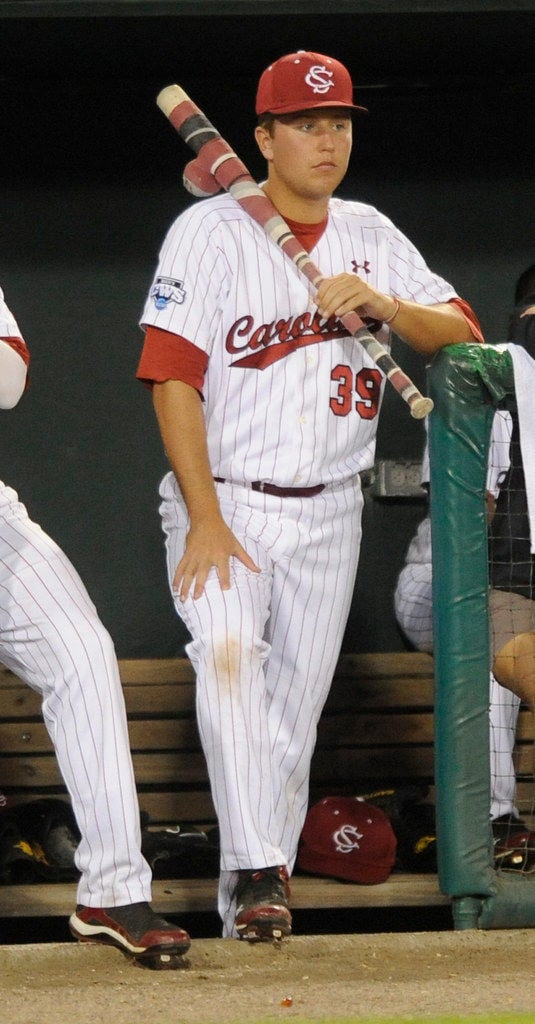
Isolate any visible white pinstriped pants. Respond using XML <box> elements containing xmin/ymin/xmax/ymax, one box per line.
<box><xmin>159</xmin><ymin>472</ymin><xmax>363</xmax><ymax>936</ymax></box>
<box><xmin>0</xmin><ymin>482</ymin><xmax>151</xmax><ymax>907</ymax></box>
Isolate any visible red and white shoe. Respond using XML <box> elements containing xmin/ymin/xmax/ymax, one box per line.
<box><xmin>234</xmin><ymin>866</ymin><xmax>292</xmax><ymax>942</ymax></box>
<box><xmin>69</xmin><ymin>901</ymin><xmax>190</xmax><ymax>969</ymax></box>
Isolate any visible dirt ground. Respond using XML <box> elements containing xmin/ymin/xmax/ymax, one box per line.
<box><xmin>3</xmin><ymin>930</ymin><xmax>535</xmax><ymax>1023</ymax></box>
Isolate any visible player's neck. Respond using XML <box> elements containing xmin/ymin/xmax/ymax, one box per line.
<box><xmin>261</xmin><ymin>182</ymin><xmax>330</xmax><ymax>225</ymax></box>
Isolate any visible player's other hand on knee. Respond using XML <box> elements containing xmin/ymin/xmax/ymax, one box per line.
<box><xmin>173</xmin><ymin>521</ymin><xmax>260</xmax><ymax>600</ymax></box>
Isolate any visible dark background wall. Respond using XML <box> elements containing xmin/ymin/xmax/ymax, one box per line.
<box><xmin>1</xmin><ymin>2</ymin><xmax>534</xmax><ymax>656</ymax></box>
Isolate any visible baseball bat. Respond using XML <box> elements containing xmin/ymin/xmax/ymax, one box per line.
<box><xmin>156</xmin><ymin>84</ymin><xmax>434</xmax><ymax>420</ymax></box>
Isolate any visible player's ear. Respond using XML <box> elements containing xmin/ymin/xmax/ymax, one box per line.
<box><xmin>255</xmin><ymin>124</ymin><xmax>274</xmax><ymax>161</ymax></box>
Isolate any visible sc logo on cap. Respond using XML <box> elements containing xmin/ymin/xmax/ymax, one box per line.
<box><xmin>304</xmin><ymin>65</ymin><xmax>335</xmax><ymax>95</ymax></box>
<box><xmin>333</xmin><ymin>824</ymin><xmax>363</xmax><ymax>853</ymax></box>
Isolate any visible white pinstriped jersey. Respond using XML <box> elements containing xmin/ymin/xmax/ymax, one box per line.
<box><xmin>140</xmin><ymin>194</ymin><xmax>459</xmax><ymax>486</ymax></box>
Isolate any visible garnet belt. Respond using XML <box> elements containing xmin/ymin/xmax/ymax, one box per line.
<box><xmin>213</xmin><ymin>478</ymin><xmax>325</xmax><ymax>498</ymax></box>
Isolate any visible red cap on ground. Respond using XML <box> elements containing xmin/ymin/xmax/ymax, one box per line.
<box><xmin>297</xmin><ymin>796</ymin><xmax>397</xmax><ymax>884</ymax></box>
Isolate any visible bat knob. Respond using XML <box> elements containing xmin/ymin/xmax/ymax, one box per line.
<box><xmin>410</xmin><ymin>395</ymin><xmax>434</xmax><ymax>419</ymax></box>
<box><xmin>183</xmin><ymin>158</ymin><xmax>222</xmax><ymax>198</ymax></box>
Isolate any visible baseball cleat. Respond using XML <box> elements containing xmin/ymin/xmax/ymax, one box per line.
<box><xmin>234</xmin><ymin>866</ymin><xmax>292</xmax><ymax>942</ymax></box>
<box><xmin>493</xmin><ymin>815</ymin><xmax>535</xmax><ymax>873</ymax></box>
<box><xmin>69</xmin><ymin>901</ymin><xmax>190</xmax><ymax>969</ymax></box>
<box><xmin>492</xmin><ymin>812</ymin><xmax>530</xmax><ymax>842</ymax></box>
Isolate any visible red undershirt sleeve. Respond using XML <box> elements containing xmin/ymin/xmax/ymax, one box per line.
<box><xmin>448</xmin><ymin>297</ymin><xmax>485</xmax><ymax>343</ymax></box>
<box><xmin>136</xmin><ymin>326</ymin><xmax>209</xmax><ymax>394</ymax></box>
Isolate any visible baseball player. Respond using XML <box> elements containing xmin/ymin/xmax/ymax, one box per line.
<box><xmin>137</xmin><ymin>50</ymin><xmax>483</xmax><ymax>941</ymax></box>
<box><xmin>0</xmin><ymin>285</ymin><xmax>189</xmax><ymax>968</ymax></box>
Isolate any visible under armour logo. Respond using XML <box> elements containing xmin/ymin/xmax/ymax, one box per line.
<box><xmin>352</xmin><ymin>260</ymin><xmax>371</xmax><ymax>275</ymax></box>
<box><xmin>333</xmin><ymin>824</ymin><xmax>363</xmax><ymax>853</ymax></box>
<box><xmin>304</xmin><ymin>64</ymin><xmax>335</xmax><ymax>96</ymax></box>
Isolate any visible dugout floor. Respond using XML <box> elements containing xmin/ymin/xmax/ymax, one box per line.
<box><xmin>2</xmin><ymin>930</ymin><xmax>535</xmax><ymax>1022</ymax></box>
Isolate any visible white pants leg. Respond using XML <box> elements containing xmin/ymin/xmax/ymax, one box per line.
<box><xmin>159</xmin><ymin>473</ymin><xmax>363</xmax><ymax>935</ymax></box>
<box><xmin>394</xmin><ymin>558</ymin><xmax>519</xmax><ymax>819</ymax></box>
<box><xmin>488</xmin><ymin>673</ymin><xmax>521</xmax><ymax>819</ymax></box>
<box><xmin>0</xmin><ymin>483</ymin><xmax>151</xmax><ymax>906</ymax></box>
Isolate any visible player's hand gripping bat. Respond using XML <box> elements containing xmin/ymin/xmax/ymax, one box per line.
<box><xmin>156</xmin><ymin>84</ymin><xmax>434</xmax><ymax>420</ymax></box>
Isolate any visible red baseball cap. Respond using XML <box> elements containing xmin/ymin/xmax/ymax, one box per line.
<box><xmin>255</xmin><ymin>51</ymin><xmax>368</xmax><ymax>117</ymax></box>
<box><xmin>297</xmin><ymin>796</ymin><xmax>397</xmax><ymax>884</ymax></box>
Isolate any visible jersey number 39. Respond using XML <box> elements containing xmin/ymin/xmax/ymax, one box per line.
<box><xmin>330</xmin><ymin>365</ymin><xmax>382</xmax><ymax>420</ymax></box>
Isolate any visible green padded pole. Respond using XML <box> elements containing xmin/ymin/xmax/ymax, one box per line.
<box><xmin>428</xmin><ymin>344</ymin><xmax>514</xmax><ymax>903</ymax></box>
<box><xmin>428</xmin><ymin>344</ymin><xmax>535</xmax><ymax>927</ymax></box>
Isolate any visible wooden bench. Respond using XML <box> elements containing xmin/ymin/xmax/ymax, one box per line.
<box><xmin>0</xmin><ymin>652</ymin><xmax>532</xmax><ymax>919</ymax></box>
